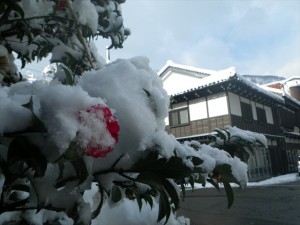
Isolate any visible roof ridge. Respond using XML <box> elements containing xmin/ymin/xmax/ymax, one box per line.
<box><xmin>158</xmin><ymin>60</ymin><xmax>216</xmax><ymax>76</ymax></box>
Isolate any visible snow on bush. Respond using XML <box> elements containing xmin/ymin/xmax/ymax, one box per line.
<box><xmin>0</xmin><ymin>56</ymin><xmax>263</xmax><ymax>225</ymax></box>
<box><xmin>0</xmin><ymin>1</ymin><xmax>267</xmax><ymax>225</ymax></box>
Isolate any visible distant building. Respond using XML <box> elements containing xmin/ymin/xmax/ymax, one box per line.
<box><xmin>263</xmin><ymin>77</ymin><xmax>300</xmax><ymax>102</ymax></box>
<box><xmin>159</xmin><ymin>61</ymin><xmax>300</xmax><ymax>181</ymax></box>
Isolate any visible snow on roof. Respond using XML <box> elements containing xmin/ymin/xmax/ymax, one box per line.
<box><xmin>282</xmin><ymin>91</ymin><xmax>300</xmax><ymax>107</ymax></box>
<box><xmin>172</xmin><ymin>72</ymin><xmax>285</xmax><ymax>104</ymax></box>
<box><xmin>260</xmin><ymin>85</ymin><xmax>283</xmax><ymax>95</ymax></box>
<box><xmin>263</xmin><ymin>76</ymin><xmax>300</xmax><ymax>86</ymax></box>
<box><xmin>159</xmin><ymin>61</ymin><xmax>299</xmax><ymax>106</ymax></box>
<box><xmin>284</xmin><ymin>132</ymin><xmax>300</xmax><ymax>138</ymax></box>
<box><xmin>158</xmin><ymin>60</ymin><xmax>216</xmax><ymax>77</ymax></box>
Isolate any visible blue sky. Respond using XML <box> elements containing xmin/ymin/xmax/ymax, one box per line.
<box><xmin>96</xmin><ymin>0</ymin><xmax>300</xmax><ymax>77</ymax></box>
<box><xmin>22</xmin><ymin>0</ymin><xmax>300</xmax><ymax>78</ymax></box>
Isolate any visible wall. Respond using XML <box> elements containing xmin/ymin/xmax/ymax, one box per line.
<box><xmin>228</xmin><ymin>92</ymin><xmax>275</xmax><ymax>126</ymax></box>
<box><xmin>162</xmin><ymin>71</ymin><xmax>205</xmax><ymax>96</ymax></box>
<box><xmin>166</xmin><ymin>115</ymin><xmax>231</xmax><ymax>138</ymax></box>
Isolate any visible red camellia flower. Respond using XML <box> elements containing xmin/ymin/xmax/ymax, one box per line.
<box><xmin>56</xmin><ymin>0</ymin><xmax>67</xmax><ymax>11</ymax></box>
<box><xmin>78</xmin><ymin>104</ymin><xmax>120</xmax><ymax>158</ymax></box>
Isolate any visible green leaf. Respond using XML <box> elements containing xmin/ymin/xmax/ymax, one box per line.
<box><xmin>207</xmin><ymin>178</ymin><xmax>220</xmax><ymax>191</ymax></box>
<box><xmin>71</xmin><ymin>158</ymin><xmax>88</xmax><ymax>185</ymax></box>
<box><xmin>60</xmin><ymin>141</ymin><xmax>83</xmax><ymax>161</ymax></box>
<box><xmin>214</xmin><ymin>164</ymin><xmax>239</xmax><ymax>184</ymax></box>
<box><xmin>161</xmin><ymin>178</ymin><xmax>180</xmax><ymax>210</ymax></box>
<box><xmin>62</xmin><ymin>66</ymin><xmax>74</xmax><ymax>85</ymax></box>
<box><xmin>21</xmin><ymin>97</ymin><xmax>47</xmax><ymax>133</ymax></box>
<box><xmin>21</xmin><ymin>58</ymin><xmax>26</xmax><ymax>69</ymax></box>
<box><xmin>143</xmin><ymin>194</ymin><xmax>153</xmax><ymax>209</ymax></box>
<box><xmin>11</xmin><ymin>184</ymin><xmax>30</xmax><ymax>193</ymax></box>
<box><xmin>38</xmin><ymin>45</ymin><xmax>51</xmax><ymax>59</ymax></box>
<box><xmin>7</xmin><ymin>137</ymin><xmax>47</xmax><ymax>177</ymax></box>
<box><xmin>220</xmin><ymin>177</ymin><xmax>234</xmax><ymax>208</ymax></box>
<box><xmin>209</xmin><ymin>134</ymin><xmax>217</xmax><ymax>142</ymax></box>
<box><xmin>196</xmin><ymin>174</ymin><xmax>206</xmax><ymax>186</ymax></box>
<box><xmin>11</xmin><ymin>2</ymin><xmax>25</xmax><ymax>19</ymax></box>
<box><xmin>21</xmin><ymin>96</ymin><xmax>34</xmax><ymax>111</ymax></box>
<box><xmin>143</xmin><ymin>156</ymin><xmax>193</xmax><ymax>179</ymax></box>
<box><xmin>9</xmin><ymin>191</ymin><xmax>27</xmax><ymax>202</ymax></box>
<box><xmin>215</xmin><ymin>128</ymin><xmax>228</xmax><ymax>142</ymax></box>
<box><xmin>133</xmin><ymin>189</ymin><xmax>142</xmax><ymax>211</ymax></box>
<box><xmin>157</xmin><ymin>190</ymin><xmax>171</xmax><ymax>224</ymax></box>
<box><xmin>136</xmin><ymin>171</ymin><xmax>162</xmax><ymax>191</ymax></box>
<box><xmin>143</xmin><ymin>89</ymin><xmax>151</xmax><ymax>97</ymax></box>
<box><xmin>191</xmin><ymin>156</ymin><xmax>203</xmax><ymax>166</ymax></box>
<box><xmin>0</xmin><ymin>3</ymin><xmax>6</xmax><ymax>14</ymax></box>
<box><xmin>188</xmin><ymin>176</ymin><xmax>195</xmax><ymax>191</ymax></box>
<box><xmin>131</xmin><ymin>150</ymin><xmax>159</xmax><ymax>171</ymax></box>
<box><xmin>180</xmin><ymin>182</ymin><xmax>185</xmax><ymax>201</ymax></box>
<box><xmin>223</xmin><ymin>128</ymin><xmax>231</xmax><ymax>139</ymax></box>
<box><xmin>55</xmin><ymin>141</ymin><xmax>88</xmax><ymax>186</ymax></box>
<box><xmin>111</xmin><ymin>185</ymin><xmax>122</xmax><ymax>203</ymax></box>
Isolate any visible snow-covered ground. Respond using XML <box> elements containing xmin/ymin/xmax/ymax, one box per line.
<box><xmin>93</xmin><ymin>173</ymin><xmax>300</xmax><ymax>225</ymax></box>
<box><xmin>190</xmin><ymin>173</ymin><xmax>300</xmax><ymax>190</ymax></box>
<box><xmin>247</xmin><ymin>172</ymin><xmax>299</xmax><ymax>187</ymax></box>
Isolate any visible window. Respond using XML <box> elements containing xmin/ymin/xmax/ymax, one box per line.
<box><xmin>256</xmin><ymin>107</ymin><xmax>267</xmax><ymax>123</ymax></box>
<box><xmin>169</xmin><ymin>107</ymin><xmax>189</xmax><ymax>126</ymax></box>
<box><xmin>241</xmin><ymin>102</ymin><xmax>253</xmax><ymax>120</ymax></box>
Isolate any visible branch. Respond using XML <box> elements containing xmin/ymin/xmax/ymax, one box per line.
<box><xmin>0</xmin><ymin>3</ymin><xmax>13</xmax><ymax>26</ymax></box>
<box><xmin>66</xmin><ymin>0</ymin><xmax>96</xmax><ymax>70</ymax></box>
<box><xmin>0</xmin><ymin>202</ymin><xmax>65</xmax><ymax>214</ymax></box>
<box><xmin>91</xmin><ymin>185</ymin><xmax>104</xmax><ymax>219</ymax></box>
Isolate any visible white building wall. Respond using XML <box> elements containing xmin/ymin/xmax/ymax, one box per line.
<box><xmin>264</xmin><ymin>106</ymin><xmax>274</xmax><ymax>124</ymax></box>
<box><xmin>189</xmin><ymin>98</ymin><xmax>208</xmax><ymax>120</ymax></box>
<box><xmin>251</xmin><ymin>101</ymin><xmax>257</xmax><ymax>120</ymax></box>
<box><xmin>208</xmin><ymin>96</ymin><xmax>228</xmax><ymax>117</ymax></box>
<box><xmin>162</xmin><ymin>71</ymin><xmax>203</xmax><ymax>95</ymax></box>
<box><xmin>228</xmin><ymin>92</ymin><xmax>242</xmax><ymax>116</ymax></box>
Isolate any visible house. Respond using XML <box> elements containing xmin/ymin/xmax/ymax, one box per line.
<box><xmin>158</xmin><ymin>61</ymin><xmax>300</xmax><ymax>181</ymax></box>
<box><xmin>262</xmin><ymin>76</ymin><xmax>300</xmax><ymax>102</ymax></box>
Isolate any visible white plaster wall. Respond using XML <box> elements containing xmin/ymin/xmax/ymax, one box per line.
<box><xmin>208</xmin><ymin>96</ymin><xmax>228</xmax><ymax>117</ymax></box>
<box><xmin>251</xmin><ymin>101</ymin><xmax>257</xmax><ymax>120</ymax></box>
<box><xmin>228</xmin><ymin>92</ymin><xmax>242</xmax><ymax>116</ymax></box>
<box><xmin>162</xmin><ymin>72</ymin><xmax>203</xmax><ymax>95</ymax></box>
<box><xmin>189</xmin><ymin>99</ymin><xmax>208</xmax><ymax>120</ymax></box>
<box><xmin>264</xmin><ymin>106</ymin><xmax>274</xmax><ymax>124</ymax></box>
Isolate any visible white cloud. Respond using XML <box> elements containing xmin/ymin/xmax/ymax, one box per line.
<box><xmin>180</xmin><ymin>37</ymin><xmax>234</xmax><ymax>70</ymax></box>
<box><xmin>276</xmin><ymin>58</ymin><xmax>300</xmax><ymax>77</ymax></box>
<box><xmin>22</xmin><ymin>0</ymin><xmax>300</xmax><ymax>78</ymax></box>
<box><xmin>112</xmin><ymin>0</ymin><xmax>300</xmax><ymax>77</ymax></box>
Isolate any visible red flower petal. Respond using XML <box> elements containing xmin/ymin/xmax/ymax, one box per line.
<box><xmin>78</xmin><ymin>104</ymin><xmax>119</xmax><ymax>158</ymax></box>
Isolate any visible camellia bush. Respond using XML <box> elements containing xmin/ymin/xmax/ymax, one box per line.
<box><xmin>0</xmin><ymin>1</ymin><xmax>267</xmax><ymax>225</ymax></box>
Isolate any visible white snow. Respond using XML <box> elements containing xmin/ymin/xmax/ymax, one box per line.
<box><xmin>87</xmin><ymin>173</ymin><xmax>300</xmax><ymax>225</ymax></box>
<box><xmin>72</xmin><ymin>0</ymin><xmax>99</xmax><ymax>34</ymax></box>
<box><xmin>0</xmin><ymin>56</ymin><xmax>261</xmax><ymax>225</ymax></box>
<box><xmin>163</xmin><ymin>61</ymin><xmax>285</xmax><ymax>105</ymax></box>
<box><xmin>189</xmin><ymin>173</ymin><xmax>299</xmax><ymax>189</ymax></box>
<box><xmin>1</xmin><ymin>0</ymin><xmax>296</xmax><ymax>224</ymax></box>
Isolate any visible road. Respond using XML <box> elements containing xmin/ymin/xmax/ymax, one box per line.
<box><xmin>177</xmin><ymin>180</ymin><xmax>300</xmax><ymax>225</ymax></box>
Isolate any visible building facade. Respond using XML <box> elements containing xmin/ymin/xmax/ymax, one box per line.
<box><xmin>159</xmin><ymin>61</ymin><xmax>300</xmax><ymax>181</ymax></box>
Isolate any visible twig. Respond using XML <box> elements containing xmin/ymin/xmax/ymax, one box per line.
<box><xmin>91</xmin><ymin>185</ymin><xmax>104</xmax><ymax>219</ymax></box>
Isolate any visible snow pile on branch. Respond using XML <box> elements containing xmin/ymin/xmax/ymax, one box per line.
<box><xmin>0</xmin><ymin>57</ymin><xmax>254</xmax><ymax>225</ymax></box>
